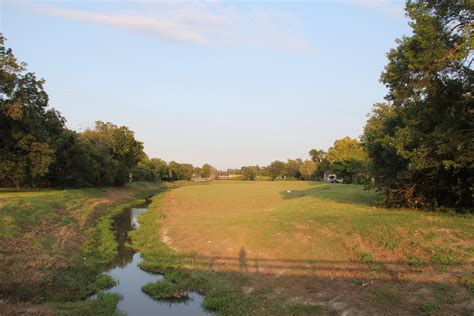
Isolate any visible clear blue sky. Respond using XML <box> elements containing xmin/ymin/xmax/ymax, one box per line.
<box><xmin>1</xmin><ymin>0</ymin><xmax>410</xmax><ymax>169</ymax></box>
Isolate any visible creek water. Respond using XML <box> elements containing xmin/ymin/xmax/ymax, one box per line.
<box><xmin>103</xmin><ymin>202</ymin><xmax>209</xmax><ymax>315</ymax></box>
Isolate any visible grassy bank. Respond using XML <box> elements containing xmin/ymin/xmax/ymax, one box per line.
<box><xmin>130</xmin><ymin>192</ymin><xmax>259</xmax><ymax>315</ymax></box>
<box><xmin>0</xmin><ymin>182</ymin><xmax>164</xmax><ymax>314</ymax></box>
<box><xmin>134</xmin><ymin>181</ymin><xmax>474</xmax><ymax>315</ymax></box>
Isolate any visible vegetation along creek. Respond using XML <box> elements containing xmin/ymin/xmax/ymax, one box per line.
<box><xmin>104</xmin><ymin>197</ymin><xmax>209</xmax><ymax>315</ymax></box>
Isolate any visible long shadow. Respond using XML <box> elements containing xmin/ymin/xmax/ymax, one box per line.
<box><xmin>180</xmin><ymin>253</ymin><xmax>472</xmax><ymax>279</ymax></box>
<box><xmin>280</xmin><ymin>182</ymin><xmax>379</xmax><ymax>206</ymax></box>
<box><xmin>146</xmin><ymin>247</ymin><xmax>474</xmax><ymax>315</ymax></box>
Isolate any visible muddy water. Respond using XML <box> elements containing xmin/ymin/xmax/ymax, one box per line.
<box><xmin>105</xmin><ymin>202</ymin><xmax>209</xmax><ymax>315</ymax></box>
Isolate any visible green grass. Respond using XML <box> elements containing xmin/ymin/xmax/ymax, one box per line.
<box><xmin>201</xmin><ymin>286</ymin><xmax>253</xmax><ymax>316</ymax></box>
<box><xmin>400</xmin><ymin>255</ymin><xmax>425</xmax><ymax>268</ymax></box>
<box><xmin>419</xmin><ymin>302</ymin><xmax>438</xmax><ymax>315</ymax></box>
<box><xmin>286</xmin><ymin>304</ymin><xmax>326</xmax><ymax>315</ymax></box>
<box><xmin>46</xmin><ymin>292</ymin><xmax>123</xmax><ymax>316</ymax></box>
<box><xmin>142</xmin><ymin>280</ymin><xmax>188</xmax><ymax>300</ymax></box>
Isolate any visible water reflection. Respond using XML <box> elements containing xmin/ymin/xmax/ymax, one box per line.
<box><xmin>105</xmin><ymin>205</ymin><xmax>209</xmax><ymax>316</ymax></box>
<box><xmin>106</xmin><ymin>252</ymin><xmax>207</xmax><ymax>316</ymax></box>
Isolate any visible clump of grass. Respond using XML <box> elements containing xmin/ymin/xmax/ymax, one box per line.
<box><xmin>287</xmin><ymin>304</ymin><xmax>326</xmax><ymax>315</ymax></box>
<box><xmin>357</xmin><ymin>251</ymin><xmax>374</xmax><ymax>262</ymax></box>
<box><xmin>425</xmin><ymin>231</ymin><xmax>437</xmax><ymax>241</ymax></box>
<box><xmin>47</xmin><ymin>292</ymin><xmax>122</xmax><ymax>316</ymax></box>
<box><xmin>142</xmin><ymin>280</ymin><xmax>188</xmax><ymax>300</ymax></box>
<box><xmin>459</xmin><ymin>275</ymin><xmax>474</xmax><ymax>295</ymax></box>
<box><xmin>401</xmin><ymin>256</ymin><xmax>425</xmax><ymax>268</ymax></box>
<box><xmin>202</xmin><ymin>286</ymin><xmax>253</xmax><ymax>315</ymax></box>
<box><xmin>378</xmin><ymin>236</ymin><xmax>399</xmax><ymax>250</ymax></box>
<box><xmin>430</xmin><ymin>250</ymin><xmax>461</xmax><ymax>268</ymax></box>
<box><xmin>92</xmin><ymin>274</ymin><xmax>116</xmax><ymax>291</ymax></box>
<box><xmin>357</xmin><ymin>251</ymin><xmax>382</xmax><ymax>269</ymax></box>
<box><xmin>419</xmin><ymin>302</ymin><xmax>438</xmax><ymax>315</ymax></box>
<box><xmin>141</xmin><ymin>268</ymin><xmax>191</xmax><ymax>300</ymax></box>
<box><xmin>165</xmin><ymin>269</ymin><xmax>191</xmax><ymax>286</ymax></box>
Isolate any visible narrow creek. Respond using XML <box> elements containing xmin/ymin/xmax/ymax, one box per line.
<box><xmin>103</xmin><ymin>199</ymin><xmax>209</xmax><ymax>315</ymax></box>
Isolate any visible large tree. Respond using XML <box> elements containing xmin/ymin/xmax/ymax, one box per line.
<box><xmin>241</xmin><ymin>166</ymin><xmax>257</xmax><ymax>180</ymax></box>
<box><xmin>363</xmin><ymin>1</ymin><xmax>473</xmax><ymax>210</ymax></box>
<box><xmin>0</xmin><ymin>34</ymin><xmax>65</xmax><ymax>187</ymax></box>
<box><xmin>266</xmin><ymin>161</ymin><xmax>286</xmax><ymax>180</ymax></box>
<box><xmin>327</xmin><ymin>137</ymin><xmax>368</xmax><ymax>183</ymax></box>
<box><xmin>309</xmin><ymin>148</ymin><xmax>330</xmax><ymax>178</ymax></box>
<box><xmin>46</xmin><ymin>129</ymin><xmax>100</xmax><ymax>187</ymax></box>
<box><xmin>299</xmin><ymin>160</ymin><xmax>317</xmax><ymax>180</ymax></box>
<box><xmin>82</xmin><ymin>121</ymin><xmax>145</xmax><ymax>186</ymax></box>
<box><xmin>284</xmin><ymin>159</ymin><xmax>303</xmax><ymax>179</ymax></box>
<box><xmin>200</xmin><ymin>163</ymin><xmax>213</xmax><ymax>178</ymax></box>
<box><xmin>169</xmin><ymin>161</ymin><xmax>194</xmax><ymax>180</ymax></box>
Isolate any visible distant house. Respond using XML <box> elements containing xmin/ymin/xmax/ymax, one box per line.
<box><xmin>191</xmin><ymin>174</ymin><xmax>207</xmax><ymax>182</ymax></box>
<box><xmin>192</xmin><ymin>172</ymin><xmax>217</xmax><ymax>182</ymax></box>
<box><xmin>217</xmin><ymin>174</ymin><xmax>240</xmax><ymax>180</ymax></box>
<box><xmin>324</xmin><ymin>171</ymin><xmax>342</xmax><ymax>183</ymax></box>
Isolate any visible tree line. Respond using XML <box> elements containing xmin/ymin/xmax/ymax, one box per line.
<box><xmin>229</xmin><ymin>136</ymin><xmax>367</xmax><ymax>183</ymax></box>
<box><xmin>132</xmin><ymin>159</ymin><xmax>218</xmax><ymax>182</ymax></box>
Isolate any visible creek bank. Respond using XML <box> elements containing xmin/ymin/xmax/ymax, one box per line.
<box><xmin>104</xmin><ymin>199</ymin><xmax>209</xmax><ymax>315</ymax></box>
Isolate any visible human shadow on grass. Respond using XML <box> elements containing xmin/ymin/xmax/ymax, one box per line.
<box><xmin>146</xmin><ymin>248</ymin><xmax>474</xmax><ymax>315</ymax></box>
<box><xmin>181</xmin><ymin>253</ymin><xmax>473</xmax><ymax>278</ymax></box>
<box><xmin>280</xmin><ymin>183</ymin><xmax>380</xmax><ymax>206</ymax></box>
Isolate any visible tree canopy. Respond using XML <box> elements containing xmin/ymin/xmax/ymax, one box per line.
<box><xmin>266</xmin><ymin>161</ymin><xmax>286</xmax><ymax>180</ymax></box>
<box><xmin>362</xmin><ymin>0</ymin><xmax>473</xmax><ymax>210</ymax></box>
<box><xmin>241</xmin><ymin>166</ymin><xmax>257</xmax><ymax>180</ymax></box>
<box><xmin>327</xmin><ymin>137</ymin><xmax>368</xmax><ymax>183</ymax></box>
<box><xmin>0</xmin><ymin>35</ymin><xmax>146</xmax><ymax>188</ymax></box>
<box><xmin>299</xmin><ymin>160</ymin><xmax>317</xmax><ymax>180</ymax></box>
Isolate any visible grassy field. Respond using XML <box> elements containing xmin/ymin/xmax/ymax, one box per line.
<box><xmin>135</xmin><ymin>181</ymin><xmax>474</xmax><ymax>315</ymax></box>
<box><xmin>1</xmin><ymin>180</ymin><xmax>472</xmax><ymax>315</ymax></box>
<box><xmin>0</xmin><ymin>182</ymin><xmax>164</xmax><ymax>314</ymax></box>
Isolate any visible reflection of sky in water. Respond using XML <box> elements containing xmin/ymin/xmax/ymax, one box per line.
<box><xmin>105</xmin><ymin>207</ymin><xmax>209</xmax><ymax>316</ymax></box>
<box><xmin>131</xmin><ymin>207</ymin><xmax>147</xmax><ymax>229</ymax></box>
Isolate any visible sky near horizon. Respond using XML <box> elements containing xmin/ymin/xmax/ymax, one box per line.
<box><xmin>1</xmin><ymin>0</ymin><xmax>410</xmax><ymax>169</ymax></box>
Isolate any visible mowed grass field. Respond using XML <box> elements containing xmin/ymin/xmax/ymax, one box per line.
<box><xmin>156</xmin><ymin>181</ymin><xmax>474</xmax><ymax>314</ymax></box>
